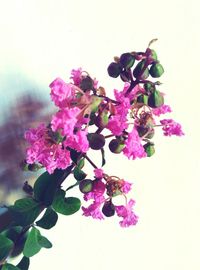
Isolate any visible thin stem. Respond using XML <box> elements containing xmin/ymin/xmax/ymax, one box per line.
<box><xmin>104</xmin><ymin>134</ymin><xmax>115</xmax><ymax>139</ymax></box>
<box><xmin>83</xmin><ymin>154</ymin><xmax>98</xmax><ymax>169</ymax></box>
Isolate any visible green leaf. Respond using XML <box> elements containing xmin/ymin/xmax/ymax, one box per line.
<box><xmin>37</xmin><ymin>236</ymin><xmax>52</xmax><ymax>249</ymax></box>
<box><xmin>52</xmin><ymin>190</ymin><xmax>81</xmax><ymax>215</ymax></box>
<box><xmin>36</xmin><ymin>208</ymin><xmax>58</xmax><ymax>230</ymax></box>
<box><xmin>2</xmin><ymin>226</ymin><xmax>27</xmax><ymax>258</ymax></box>
<box><xmin>9</xmin><ymin>198</ymin><xmax>42</xmax><ymax>227</ymax></box>
<box><xmin>0</xmin><ymin>234</ymin><xmax>14</xmax><ymax>261</ymax></box>
<box><xmin>77</xmin><ymin>158</ymin><xmax>85</xmax><ymax>169</ymax></box>
<box><xmin>2</xmin><ymin>264</ymin><xmax>20</xmax><ymax>270</ymax></box>
<box><xmin>73</xmin><ymin>167</ymin><xmax>87</xmax><ymax>181</ymax></box>
<box><xmin>16</xmin><ymin>257</ymin><xmax>30</xmax><ymax>270</ymax></box>
<box><xmin>33</xmin><ymin>167</ymin><xmax>73</xmax><ymax>206</ymax></box>
<box><xmin>23</xmin><ymin>227</ymin><xmax>52</xmax><ymax>258</ymax></box>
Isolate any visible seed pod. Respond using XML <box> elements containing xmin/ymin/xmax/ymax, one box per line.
<box><xmin>107</xmin><ymin>62</ymin><xmax>122</xmax><ymax>78</ymax></box>
<box><xmin>120</xmin><ymin>70</ymin><xmax>132</xmax><ymax>82</ymax></box>
<box><xmin>94</xmin><ymin>111</ymin><xmax>109</xmax><ymax>128</ymax></box>
<box><xmin>143</xmin><ymin>142</ymin><xmax>155</xmax><ymax>157</ymax></box>
<box><xmin>109</xmin><ymin>139</ymin><xmax>125</xmax><ymax>154</ymax></box>
<box><xmin>80</xmin><ymin>76</ymin><xmax>94</xmax><ymax>91</ymax></box>
<box><xmin>119</xmin><ymin>53</ymin><xmax>135</xmax><ymax>69</ymax></box>
<box><xmin>149</xmin><ymin>63</ymin><xmax>164</xmax><ymax>78</ymax></box>
<box><xmin>148</xmin><ymin>90</ymin><xmax>164</xmax><ymax>108</ymax></box>
<box><xmin>149</xmin><ymin>49</ymin><xmax>158</xmax><ymax>61</ymax></box>
<box><xmin>79</xmin><ymin>179</ymin><xmax>93</xmax><ymax>193</ymax></box>
<box><xmin>102</xmin><ymin>200</ymin><xmax>115</xmax><ymax>217</ymax></box>
<box><xmin>133</xmin><ymin>60</ymin><xmax>149</xmax><ymax>80</ymax></box>
<box><xmin>137</xmin><ymin>94</ymin><xmax>148</xmax><ymax>105</ymax></box>
<box><xmin>87</xmin><ymin>133</ymin><xmax>105</xmax><ymax>150</ymax></box>
<box><xmin>144</xmin><ymin>82</ymin><xmax>155</xmax><ymax>94</ymax></box>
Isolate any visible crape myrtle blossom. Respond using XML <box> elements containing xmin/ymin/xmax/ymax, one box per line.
<box><xmin>160</xmin><ymin>119</ymin><xmax>184</xmax><ymax>136</ymax></box>
<box><xmin>123</xmin><ymin>127</ymin><xmax>147</xmax><ymax>159</ymax></box>
<box><xmin>24</xmin><ymin>45</ymin><xmax>184</xmax><ymax>231</ymax></box>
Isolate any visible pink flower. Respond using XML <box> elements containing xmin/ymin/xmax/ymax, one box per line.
<box><xmin>107</xmin><ymin>115</ymin><xmax>128</xmax><ymax>136</ymax></box>
<box><xmin>24</xmin><ymin>123</ymin><xmax>47</xmax><ymax>144</ymax></box>
<box><xmin>123</xmin><ymin>127</ymin><xmax>147</xmax><ymax>159</ymax></box>
<box><xmin>49</xmin><ymin>78</ymin><xmax>76</xmax><ymax>108</ymax></box>
<box><xmin>83</xmin><ymin>180</ymin><xmax>106</xmax><ymax>201</ymax></box>
<box><xmin>94</xmin><ymin>168</ymin><xmax>104</xmax><ymax>179</ymax></box>
<box><xmin>121</xmin><ymin>180</ymin><xmax>132</xmax><ymax>194</ymax></box>
<box><xmin>51</xmin><ymin>107</ymin><xmax>81</xmax><ymax>137</ymax></box>
<box><xmin>64</xmin><ymin>130</ymin><xmax>89</xmax><ymax>153</ymax></box>
<box><xmin>70</xmin><ymin>68</ymin><xmax>82</xmax><ymax>86</ymax></box>
<box><xmin>82</xmin><ymin>198</ymin><xmax>105</xmax><ymax>220</ymax></box>
<box><xmin>152</xmin><ymin>105</ymin><xmax>172</xmax><ymax>116</ymax></box>
<box><xmin>115</xmin><ymin>199</ymin><xmax>139</xmax><ymax>227</ymax></box>
<box><xmin>160</xmin><ymin>119</ymin><xmax>184</xmax><ymax>136</ymax></box>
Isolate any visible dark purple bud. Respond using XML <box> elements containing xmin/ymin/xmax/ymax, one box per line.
<box><xmin>79</xmin><ymin>179</ymin><xmax>93</xmax><ymax>193</ymax></box>
<box><xmin>107</xmin><ymin>62</ymin><xmax>122</xmax><ymax>78</ymax></box>
<box><xmin>87</xmin><ymin>133</ymin><xmax>105</xmax><ymax>150</ymax></box>
<box><xmin>119</xmin><ymin>53</ymin><xmax>135</xmax><ymax>69</ymax></box>
<box><xmin>102</xmin><ymin>200</ymin><xmax>115</xmax><ymax>217</ymax></box>
<box><xmin>109</xmin><ymin>139</ymin><xmax>125</xmax><ymax>154</ymax></box>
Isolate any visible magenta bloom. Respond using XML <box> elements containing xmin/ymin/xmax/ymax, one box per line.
<box><xmin>25</xmin><ymin>125</ymin><xmax>71</xmax><ymax>174</ymax></box>
<box><xmin>70</xmin><ymin>68</ymin><xmax>82</xmax><ymax>86</ymax></box>
<box><xmin>83</xmin><ymin>180</ymin><xmax>106</xmax><ymax>201</ymax></box>
<box><xmin>64</xmin><ymin>130</ymin><xmax>89</xmax><ymax>153</ymax></box>
<box><xmin>123</xmin><ymin>127</ymin><xmax>147</xmax><ymax>159</ymax></box>
<box><xmin>121</xmin><ymin>180</ymin><xmax>132</xmax><ymax>194</ymax></box>
<box><xmin>107</xmin><ymin>115</ymin><xmax>128</xmax><ymax>136</ymax></box>
<box><xmin>82</xmin><ymin>197</ymin><xmax>105</xmax><ymax>220</ymax></box>
<box><xmin>152</xmin><ymin>105</ymin><xmax>172</xmax><ymax>116</ymax></box>
<box><xmin>24</xmin><ymin>123</ymin><xmax>47</xmax><ymax>144</ymax></box>
<box><xmin>94</xmin><ymin>168</ymin><xmax>104</xmax><ymax>179</ymax></box>
<box><xmin>49</xmin><ymin>78</ymin><xmax>76</xmax><ymax>108</ymax></box>
<box><xmin>115</xmin><ymin>199</ymin><xmax>139</xmax><ymax>227</ymax></box>
<box><xmin>160</xmin><ymin>119</ymin><xmax>184</xmax><ymax>136</ymax></box>
<box><xmin>51</xmin><ymin>107</ymin><xmax>80</xmax><ymax>137</ymax></box>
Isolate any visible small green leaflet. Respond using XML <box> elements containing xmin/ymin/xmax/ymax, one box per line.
<box><xmin>16</xmin><ymin>256</ymin><xmax>30</xmax><ymax>270</ymax></box>
<box><xmin>0</xmin><ymin>234</ymin><xmax>14</xmax><ymax>261</ymax></box>
<box><xmin>36</xmin><ymin>207</ymin><xmax>58</xmax><ymax>229</ymax></box>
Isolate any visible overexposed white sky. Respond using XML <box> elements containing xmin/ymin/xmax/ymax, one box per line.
<box><xmin>0</xmin><ymin>0</ymin><xmax>200</xmax><ymax>269</ymax></box>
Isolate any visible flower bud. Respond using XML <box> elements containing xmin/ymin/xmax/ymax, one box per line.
<box><xmin>143</xmin><ymin>142</ymin><xmax>155</xmax><ymax>157</ymax></box>
<box><xmin>109</xmin><ymin>139</ymin><xmax>125</xmax><ymax>154</ymax></box>
<box><xmin>120</xmin><ymin>70</ymin><xmax>132</xmax><ymax>82</ymax></box>
<box><xmin>80</xmin><ymin>76</ymin><xmax>94</xmax><ymax>91</ymax></box>
<box><xmin>133</xmin><ymin>60</ymin><xmax>149</xmax><ymax>80</ymax></box>
<box><xmin>107</xmin><ymin>62</ymin><xmax>122</xmax><ymax>78</ymax></box>
<box><xmin>102</xmin><ymin>200</ymin><xmax>115</xmax><ymax>217</ymax></box>
<box><xmin>119</xmin><ymin>53</ymin><xmax>135</xmax><ymax>69</ymax></box>
<box><xmin>149</xmin><ymin>63</ymin><xmax>164</xmax><ymax>78</ymax></box>
<box><xmin>137</xmin><ymin>94</ymin><xmax>148</xmax><ymax>105</ymax></box>
<box><xmin>79</xmin><ymin>179</ymin><xmax>93</xmax><ymax>193</ymax></box>
<box><xmin>148</xmin><ymin>90</ymin><xmax>164</xmax><ymax>108</ymax></box>
<box><xmin>144</xmin><ymin>82</ymin><xmax>155</xmax><ymax>94</ymax></box>
<box><xmin>87</xmin><ymin>133</ymin><xmax>105</xmax><ymax>150</ymax></box>
<box><xmin>149</xmin><ymin>49</ymin><xmax>157</xmax><ymax>61</ymax></box>
<box><xmin>94</xmin><ymin>111</ymin><xmax>109</xmax><ymax>128</ymax></box>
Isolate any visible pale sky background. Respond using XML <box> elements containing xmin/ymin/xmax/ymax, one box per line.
<box><xmin>0</xmin><ymin>0</ymin><xmax>200</xmax><ymax>269</ymax></box>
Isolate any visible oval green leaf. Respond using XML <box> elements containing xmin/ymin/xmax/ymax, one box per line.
<box><xmin>36</xmin><ymin>208</ymin><xmax>58</xmax><ymax>230</ymax></box>
<box><xmin>16</xmin><ymin>257</ymin><xmax>30</xmax><ymax>270</ymax></box>
<box><xmin>2</xmin><ymin>264</ymin><xmax>20</xmax><ymax>270</ymax></box>
<box><xmin>0</xmin><ymin>234</ymin><xmax>14</xmax><ymax>261</ymax></box>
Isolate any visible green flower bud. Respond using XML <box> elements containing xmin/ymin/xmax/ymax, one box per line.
<box><xmin>149</xmin><ymin>63</ymin><xmax>164</xmax><ymax>78</ymax></box>
<box><xmin>107</xmin><ymin>62</ymin><xmax>122</xmax><ymax>78</ymax></box>
<box><xmin>80</xmin><ymin>76</ymin><xmax>94</xmax><ymax>91</ymax></box>
<box><xmin>109</xmin><ymin>139</ymin><xmax>125</xmax><ymax>154</ymax></box>
<box><xmin>119</xmin><ymin>53</ymin><xmax>135</xmax><ymax>69</ymax></box>
<box><xmin>137</xmin><ymin>94</ymin><xmax>148</xmax><ymax>105</ymax></box>
<box><xmin>102</xmin><ymin>200</ymin><xmax>115</xmax><ymax>217</ymax></box>
<box><xmin>94</xmin><ymin>111</ymin><xmax>109</xmax><ymax>128</ymax></box>
<box><xmin>120</xmin><ymin>70</ymin><xmax>132</xmax><ymax>82</ymax></box>
<box><xmin>79</xmin><ymin>179</ymin><xmax>93</xmax><ymax>193</ymax></box>
<box><xmin>133</xmin><ymin>60</ymin><xmax>149</xmax><ymax>80</ymax></box>
<box><xmin>148</xmin><ymin>90</ymin><xmax>164</xmax><ymax>108</ymax></box>
<box><xmin>87</xmin><ymin>133</ymin><xmax>105</xmax><ymax>150</ymax></box>
<box><xmin>144</xmin><ymin>142</ymin><xmax>155</xmax><ymax>157</ymax></box>
<box><xmin>144</xmin><ymin>82</ymin><xmax>155</xmax><ymax>94</ymax></box>
<box><xmin>149</xmin><ymin>49</ymin><xmax>157</xmax><ymax>60</ymax></box>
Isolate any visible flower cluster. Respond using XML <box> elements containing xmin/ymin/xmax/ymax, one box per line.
<box><xmin>24</xmin><ymin>42</ymin><xmax>184</xmax><ymax>228</ymax></box>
